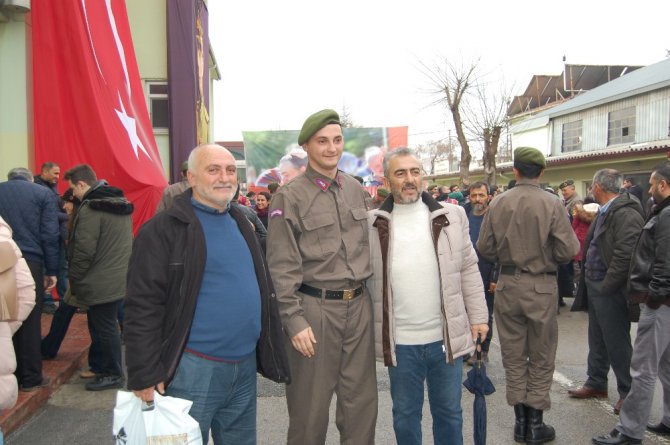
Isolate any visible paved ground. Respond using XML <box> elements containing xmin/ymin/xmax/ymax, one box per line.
<box><xmin>5</xmin><ymin>302</ymin><xmax>670</xmax><ymax>444</ymax></box>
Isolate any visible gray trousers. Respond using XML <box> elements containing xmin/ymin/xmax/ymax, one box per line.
<box><xmin>285</xmin><ymin>290</ymin><xmax>378</xmax><ymax>445</ymax></box>
<box><xmin>494</xmin><ymin>272</ymin><xmax>558</xmax><ymax>410</ymax></box>
<box><xmin>585</xmin><ymin>278</ymin><xmax>632</xmax><ymax>397</ymax></box>
<box><xmin>617</xmin><ymin>304</ymin><xmax>670</xmax><ymax>439</ymax></box>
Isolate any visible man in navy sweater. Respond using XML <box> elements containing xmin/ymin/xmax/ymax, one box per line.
<box><xmin>125</xmin><ymin>144</ymin><xmax>289</xmax><ymax>444</ymax></box>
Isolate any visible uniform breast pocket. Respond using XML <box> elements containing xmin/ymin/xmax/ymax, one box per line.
<box><xmin>351</xmin><ymin>207</ymin><xmax>369</xmax><ymax>240</ymax></box>
<box><xmin>302</xmin><ymin>213</ymin><xmax>339</xmax><ymax>256</ymax></box>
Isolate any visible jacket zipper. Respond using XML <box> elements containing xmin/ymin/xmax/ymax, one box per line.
<box><xmin>433</xmin><ymin>219</ymin><xmax>454</xmax><ymax>363</ymax></box>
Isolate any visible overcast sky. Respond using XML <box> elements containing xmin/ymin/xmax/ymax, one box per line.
<box><xmin>208</xmin><ymin>1</ymin><xmax>669</xmax><ymax>147</ymax></box>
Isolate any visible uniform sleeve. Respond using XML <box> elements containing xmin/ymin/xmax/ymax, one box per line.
<box><xmin>476</xmin><ymin>208</ymin><xmax>498</xmax><ymax>264</ymax></box>
<box><xmin>266</xmin><ymin>192</ymin><xmax>310</xmax><ymax>337</ymax></box>
<box><xmin>155</xmin><ymin>188</ymin><xmax>170</xmax><ymax>213</ymax></box>
<box><xmin>550</xmin><ymin>201</ymin><xmax>581</xmax><ymax>265</ymax></box>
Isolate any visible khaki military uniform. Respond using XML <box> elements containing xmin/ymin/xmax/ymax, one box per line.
<box><xmin>267</xmin><ymin>165</ymin><xmax>377</xmax><ymax>445</ymax></box>
<box><xmin>477</xmin><ymin>179</ymin><xmax>579</xmax><ymax>410</ymax></box>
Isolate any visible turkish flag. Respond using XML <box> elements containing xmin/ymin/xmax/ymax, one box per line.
<box><xmin>31</xmin><ymin>0</ymin><xmax>167</xmax><ymax>234</ymax></box>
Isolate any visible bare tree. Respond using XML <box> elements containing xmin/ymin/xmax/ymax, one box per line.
<box><xmin>416</xmin><ymin>140</ymin><xmax>454</xmax><ymax>175</ymax></box>
<box><xmin>340</xmin><ymin>105</ymin><xmax>355</xmax><ymax>128</ymax></box>
<box><xmin>463</xmin><ymin>81</ymin><xmax>512</xmax><ymax>185</ymax></box>
<box><xmin>421</xmin><ymin>57</ymin><xmax>479</xmax><ymax>184</ymax></box>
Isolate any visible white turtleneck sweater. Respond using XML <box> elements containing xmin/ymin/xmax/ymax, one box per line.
<box><xmin>390</xmin><ymin>199</ymin><xmax>443</xmax><ymax>345</ymax></box>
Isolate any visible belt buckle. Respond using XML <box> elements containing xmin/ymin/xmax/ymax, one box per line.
<box><xmin>342</xmin><ymin>289</ymin><xmax>354</xmax><ymax>300</ymax></box>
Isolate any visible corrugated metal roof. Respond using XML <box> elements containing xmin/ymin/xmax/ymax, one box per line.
<box><xmin>544</xmin><ymin>140</ymin><xmax>670</xmax><ymax>165</ymax></box>
<box><xmin>509</xmin><ymin>115</ymin><xmax>549</xmax><ymax>133</ymax></box>
<box><xmin>507</xmin><ymin>64</ymin><xmax>642</xmax><ymax>116</ymax></box>
<box><xmin>542</xmin><ymin>58</ymin><xmax>670</xmax><ymax>118</ymax></box>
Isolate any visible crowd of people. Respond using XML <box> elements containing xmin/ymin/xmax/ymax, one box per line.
<box><xmin>0</xmin><ymin>108</ymin><xmax>669</xmax><ymax>445</ymax></box>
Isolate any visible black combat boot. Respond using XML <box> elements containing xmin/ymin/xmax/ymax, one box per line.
<box><xmin>526</xmin><ymin>407</ymin><xmax>556</xmax><ymax>444</ymax></box>
<box><xmin>514</xmin><ymin>404</ymin><xmax>528</xmax><ymax>442</ymax></box>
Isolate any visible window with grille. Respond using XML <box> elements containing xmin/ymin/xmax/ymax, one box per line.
<box><xmin>561</xmin><ymin>120</ymin><xmax>583</xmax><ymax>152</ymax></box>
<box><xmin>147</xmin><ymin>81</ymin><xmax>169</xmax><ymax>130</ymax></box>
<box><xmin>607</xmin><ymin>107</ymin><xmax>635</xmax><ymax>146</ymax></box>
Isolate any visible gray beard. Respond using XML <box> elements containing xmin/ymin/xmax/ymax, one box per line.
<box><xmin>472</xmin><ymin>203</ymin><xmax>487</xmax><ymax>215</ymax></box>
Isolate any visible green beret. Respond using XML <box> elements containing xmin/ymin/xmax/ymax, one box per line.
<box><xmin>376</xmin><ymin>188</ymin><xmax>389</xmax><ymax>198</ymax></box>
<box><xmin>298</xmin><ymin>109</ymin><xmax>341</xmax><ymax>146</ymax></box>
<box><xmin>181</xmin><ymin>161</ymin><xmax>189</xmax><ymax>172</ymax></box>
<box><xmin>514</xmin><ymin>146</ymin><xmax>546</xmax><ymax>168</ymax></box>
<box><xmin>559</xmin><ymin>179</ymin><xmax>574</xmax><ymax>189</ymax></box>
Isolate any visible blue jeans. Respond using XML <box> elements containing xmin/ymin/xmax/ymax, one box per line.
<box><xmin>388</xmin><ymin>341</ymin><xmax>463</xmax><ymax>445</ymax></box>
<box><xmin>166</xmin><ymin>351</ymin><xmax>257</xmax><ymax>445</ymax></box>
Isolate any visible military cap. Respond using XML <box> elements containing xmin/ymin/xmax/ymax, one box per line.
<box><xmin>559</xmin><ymin>179</ymin><xmax>575</xmax><ymax>189</ymax></box>
<box><xmin>181</xmin><ymin>161</ymin><xmax>189</xmax><ymax>172</ymax></box>
<box><xmin>298</xmin><ymin>109</ymin><xmax>341</xmax><ymax>146</ymax></box>
<box><xmin>376</xmin><ymin>188</ymin><xmax>389</xmax><ymax>198</ymax></box>
<box><xmin>513</xmin><ymin>146</ymin><xmax>546</xmax><ymax>168</ymax></box>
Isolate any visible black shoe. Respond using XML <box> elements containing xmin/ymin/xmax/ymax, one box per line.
<box><xmin>647</xmin><ymin>422</ymin><xmax>670</xmax><ymax>435</ymax></box>
<box><xmin>85</xmin><ymin>375</ymin><xmax>125</xmax><ymax>391</ymax></box>
<box><xmin>19</xmin><ymin>377</ymin><xmax>51</xmax><ymax>392</ymax></box>
<box><xmin>558</xmin><ymin>297</ymin><xmax>567</xmax><ymax>307</ymax></box>
<box><xmin>592</xmin><ymin>429</ymin><xmax>641</xmax><ymax>444</ymax></box>
<box><xmin>513</xmin><ymin>404</ymin><xmax>528</xmax><ymax>442</ymax></box>
<box><xmin>526</xmin><ymin>407</ymin><xmax>556</xmax><ymax>444</ymax></box>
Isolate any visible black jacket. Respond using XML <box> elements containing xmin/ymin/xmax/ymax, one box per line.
<box><xmin>628</xmin><ymin>196</ymin><xmax>670</xmax><ymax>307</ymax></box>
<box><xmin>124</xmin><ymin>190</ymin><xmax>290</xmax><ymax>391</ymax></box>
<box><xmin>572</xmin><ymin>192</ymin><xmax>644</xmax><ymax>311</ymax></box>
<box><xmin>0</xmin><ymin>177</ymin><xmax>60</xmax><ymax>273</ymax></box>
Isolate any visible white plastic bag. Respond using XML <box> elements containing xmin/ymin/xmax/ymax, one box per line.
<box><xmin>113</xmin><ymin>390</ymin><xmax>203</xmax><ymax>445</ymax></box>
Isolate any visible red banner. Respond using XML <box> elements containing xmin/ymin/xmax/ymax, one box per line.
<box><xmin>31</xmin><ymin>0</ymin><xmax>167</xmax><ymax>234</ymax></box>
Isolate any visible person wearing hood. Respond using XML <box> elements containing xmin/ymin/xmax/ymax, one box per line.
<box><xmin>64</xmin><ymin>164</ymin><xmax>134</xmax><ymax>391</ymax></box>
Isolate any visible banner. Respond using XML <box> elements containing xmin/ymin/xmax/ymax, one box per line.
<box><xmin>32</xmin><ymin>0</ymin><xmax>167</xmax><ymax>234</ymax></box>
<box><xmin>167</xmin><ymin>0</ymin><xmax>209</xmax><ymax>183</ymax></box>
<box><xmin>242</xmin><ymin>126</ymin><xmax>408</xmax><ymax>195</ymax></box>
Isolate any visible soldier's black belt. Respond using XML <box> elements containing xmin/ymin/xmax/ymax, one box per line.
<box><xmin>299</xmin><ymin>283</ymin><xmax>363</xmax><ymax>300</ymax></box>
<box><xmin>500</xmin><ymin>265</ymin><xmax>556</xmax><ymax>276</ymax></box>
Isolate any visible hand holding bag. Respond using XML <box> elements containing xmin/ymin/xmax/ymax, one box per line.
<box><xmin>113</xmin><ymin>390</ymin><xmax>203</xmax><ymax>445</ymax></box>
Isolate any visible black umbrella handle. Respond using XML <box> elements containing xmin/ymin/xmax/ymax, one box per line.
<box><xmin>475</xmin><ymin>334</ymin><xmax>482</xmax><ymax>366</ymax></box>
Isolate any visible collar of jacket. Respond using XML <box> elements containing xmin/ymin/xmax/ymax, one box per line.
<box><xmin>304</xmin><ymin>164</ymin><xmax>343</xmax><ymax>191</ymax></box>
<box><xmin>169</xmin><ymin>189</ymin><xmax>245</xmax><ymax>226</ymax></box>
<box><xmin>376</xmin><ymin>190</ymin><xmax>445</xmax><ymax>214</ymax></box>
<box><xmin>651</xmin><ymin>195</ymin><xmax>670</xmax><ymax>215</ymax></box>
<box><xmin>372</xmin><ymin>191</ymin><xmax>450</xmax><ymax>245</ymax></box>
<box><xmin>606</xmin><ymin>192</ymin><xmax>645</xmax><ymax>219</ymax></box>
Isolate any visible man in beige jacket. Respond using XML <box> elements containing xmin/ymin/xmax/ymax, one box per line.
<box><xmin>367</xmin><ymin>147</ymin><xmax>488</xmax><ymax>445</ymax></box>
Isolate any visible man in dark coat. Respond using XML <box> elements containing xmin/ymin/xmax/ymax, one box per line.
<box><xmin>34</xmin><ymin>162</ymin><xmax>69</xmax><ymax>312</ymax></box>
<box><xmin>0</xmin><ymin>167</ymin><xmax>59</xmax><ymax>391</ymax></box>
<box><xmin>64</xmin><ymin>164</ymin><xmax>134</xmax><ymax>391</ymax></box>
<box><xmin>569</xmin><ymin>169</ymin><xmax>644</xmax><ymax>416</ymax></box>
<box><xmin>125</xmin><ymin>145</ymin><xmax>289</xmax><ymax>444</ymax></box>
<box><xmin>592</xmin><ymin>162</ymin><xmax>670</xmax><ymax>444</ymax></box>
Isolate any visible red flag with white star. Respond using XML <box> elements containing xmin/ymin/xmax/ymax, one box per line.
<box><xmin>31</xmin><ymin>0</ymin><xmax>167</xmax><ymax>234</ymax></box>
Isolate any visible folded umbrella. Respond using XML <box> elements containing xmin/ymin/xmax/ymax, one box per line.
<box><xmin>463</xmin><ymin>335</ymin><xmax>496</xmax><ymax>445</ymax></box>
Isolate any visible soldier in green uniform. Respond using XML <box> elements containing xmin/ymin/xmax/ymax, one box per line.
<box><xmin>266</xmin><ymin>109</ymin><xmax>377</xmax><ymax>444</ymax></box>
<box><xmin>477</xmin><ymin>147</ymin><xmax>580</xmax><ymax>444</ymax></box>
